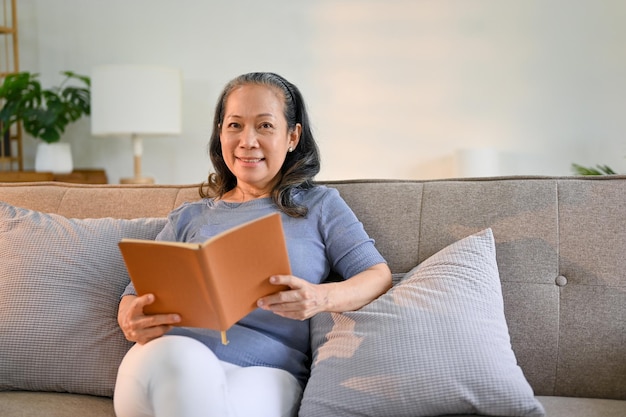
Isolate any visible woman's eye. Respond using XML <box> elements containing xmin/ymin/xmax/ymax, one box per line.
<box><xmin>227</xmin><ymin>122</ymin><xmax>240</xmax><ymax>129</ymax></box>
<box><xmin>260</xmin><ymin>122</ymin><xmax>273</xmax><ymax>129</ymax></box>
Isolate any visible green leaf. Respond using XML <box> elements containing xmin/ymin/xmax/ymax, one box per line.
<box><xmin>571</xmin><ymin>163</ymin><xmax>617</xmax><ymax>175</ymax></box>
<box><xmin>597</xmin><ymin>165</ymin><xmax>616</xmax><ymax>175</ymax></box>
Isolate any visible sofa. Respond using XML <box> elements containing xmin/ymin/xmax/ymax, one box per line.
<box><xmin>0</xmin><ymin>176</ymin><xmax>624</xmax><ymax>417</ymax></box>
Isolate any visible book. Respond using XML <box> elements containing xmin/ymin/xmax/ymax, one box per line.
<box><xmin>118</xmin><ymin>212</ymin><xmax>291</xmax><ymax>345</ymax></box>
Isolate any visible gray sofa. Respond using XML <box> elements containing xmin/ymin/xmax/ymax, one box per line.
<box><xmin>0</xmin><ymin>176</ymin><xmax>624</xmax><ymax>417</ymax></box>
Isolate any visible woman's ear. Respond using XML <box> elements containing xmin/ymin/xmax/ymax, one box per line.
<box><xmin>289</xmin><ymin>123</ymin><xmax>302</xmax><ymax>150</ymax></box>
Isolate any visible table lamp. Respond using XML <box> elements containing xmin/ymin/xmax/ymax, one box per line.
<box><xmin>91</xmin><ymin>65</ymin><xmax>182</xmax><ymax>184</ymax></box>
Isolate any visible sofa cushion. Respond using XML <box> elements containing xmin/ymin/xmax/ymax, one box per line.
<box><xmin>0</xmin><ymin>202</ymin><xmax>166</xmax><ymax>397</ymax></box>
<box><xmin>0</xmin><ymin>392</ymin><xmax>115</xmax><ymax>417</ymax></box>
<box><xmin>299</xmin><ymin>229</ymin><xmax>545</xmax><ymax>417</ymax></box>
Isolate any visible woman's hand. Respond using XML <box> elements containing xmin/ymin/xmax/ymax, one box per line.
<box><xmin>117</xmin><ymin>294</ymin><xmax>181</xmax><ymax>345</ymax></box>
<box><xmin>257</xmin><ymin>263</ymin><xmax>392</xmax><ymax>320</ymax></box>
<box><xmin>257</xmin><ymin>275</ymin><xmax>331</xmax><ymax>320</ymax></box>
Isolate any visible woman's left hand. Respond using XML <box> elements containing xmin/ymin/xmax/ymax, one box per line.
<box><xmin>257</xmin><ymin>275</ymin><xmax>330</xmax><ymax>321</ymax></box>
<box><xmin>256</xmin><ymin>263</ymin><xmax>392</xmax><ymax>320</ymax></box>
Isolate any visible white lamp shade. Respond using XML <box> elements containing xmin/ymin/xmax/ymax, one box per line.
<box><xmin>91</xmin><ymin>65</ymin><xmax>182</xmax><ymax>136</ymax></box>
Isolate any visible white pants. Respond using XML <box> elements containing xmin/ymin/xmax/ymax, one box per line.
<box><xmin>114</xmin><ymin>335</ymin><xmax>302</xmax><ymax>417</ymax></box>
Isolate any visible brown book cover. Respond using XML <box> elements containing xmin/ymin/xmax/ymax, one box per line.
<box><xmin>118</xmin><ymin>212</ymin><xmax>291</xmax><ymax>343</ymax></box>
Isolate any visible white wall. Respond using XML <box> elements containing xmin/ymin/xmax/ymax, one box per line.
<box><xmin>15</xmin><ymin>0</ymin><xmax>626</xmax><ymax>184</ymax></box>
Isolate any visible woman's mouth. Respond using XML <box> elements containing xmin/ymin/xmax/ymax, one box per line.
<box><xmin>237</xmin><ymin>157</ymin><xmax>264</xmax><ymax>166</ymax></box>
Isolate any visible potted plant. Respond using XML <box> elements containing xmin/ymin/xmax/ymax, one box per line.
<box><xmin>0</xmin><ymin>70</ymin><xmax>90</xmax><ymax>173</ymax></box>
<box><xmin>571</xmin><ymin>163</ymin><xmax>618</xmax><ymax>175</ymax></box>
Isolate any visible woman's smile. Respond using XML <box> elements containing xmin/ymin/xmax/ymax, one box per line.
<box><xmin>236</xmin><ymin>156</ymin><xmax>265</xmax><ymax>166</ymax></box>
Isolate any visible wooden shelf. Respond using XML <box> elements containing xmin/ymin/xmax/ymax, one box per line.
<box><xmin>0</xmin><ymin>170</ymin><xmax>53</xmax><ymax>182</ymax></box>
<box><xmin>54</xmin><ymin>169</ymin><xmax>108</xmax><ymax>184</ymax></box>
<box><xmin>0</xmin><ymin>156</ymin><xmax>21</xmax><ymax>166</ymax></box>
<box><xmin>0</xmin><ymin>169</ymin><xmax>108</xmax><ymax>184</ymax></box>
<box><xmin>1</xmin><ymin>0</ymin><xmax>22</xmax><ymax>170</ymax></box>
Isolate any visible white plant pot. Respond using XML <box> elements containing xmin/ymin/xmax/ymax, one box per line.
<box><xmin>35</xmin><ymin>142</ymin><xmax>73</xmax><ymax>174</ymax></box>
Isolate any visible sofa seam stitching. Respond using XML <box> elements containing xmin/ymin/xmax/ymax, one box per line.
<box><xmin>553</xmin><ymin>179</ymin><xmax>562</xmax><ymax>396</ymax></box>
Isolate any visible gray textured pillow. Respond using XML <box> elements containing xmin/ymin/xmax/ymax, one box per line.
<box><xmin>0</xmin><ymin>202</ymin><xmax>166</xmax><ymax>397</ymax></box>
<box><xmin>300</xmin><ymin>229</ymin><xmax>545</xmax><ymax>417</ymax></box>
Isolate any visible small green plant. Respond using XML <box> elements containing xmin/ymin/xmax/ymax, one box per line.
<box><xmin>0</xmin><ymin>71</ymin><xmax>90</xmax><ymax>143</ymax></box>
<box><xmin>571</xmin><ymin>163</ymin><xmax>617</xmax><ymax>176</ymax></box>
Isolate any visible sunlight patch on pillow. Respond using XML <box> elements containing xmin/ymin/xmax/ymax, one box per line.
<box><xmin>314</xmin><ymin>314</ymin><xmax>362</xmax><ymax>365</ymax></box>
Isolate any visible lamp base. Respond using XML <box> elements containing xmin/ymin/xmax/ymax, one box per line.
<box><xmin>120</xmin><ymin>176</ymin><xmax>155</xmax><ymax>185</ymax></box>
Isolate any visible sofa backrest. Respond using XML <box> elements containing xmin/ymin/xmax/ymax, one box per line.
<box><xmin>1</xmin><ymin>176</ymin><xmax>624</xmax><ymax>400</ymax></box>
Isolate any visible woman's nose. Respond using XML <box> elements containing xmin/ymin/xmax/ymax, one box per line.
<box><xmin>239</xmin><ymin>127</ymin><xmax>259</xmax><ymax>148</ymax></box>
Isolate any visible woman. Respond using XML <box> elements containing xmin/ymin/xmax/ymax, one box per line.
<box><xmin>114</xmin><ymin>72</ymin><xmax>392</xmax><ymax>417</ymax></box>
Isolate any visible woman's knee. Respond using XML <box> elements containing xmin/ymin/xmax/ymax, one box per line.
<box><xmin>227</xmin><ymin>366</ymin><xmax>302</xmax><ymax>417</ymax></box>
<box><xmin>119</xmin><ymin>335</ymin><xmax>218</xmax><ymax>381</ymax></box>
<box><xmin>115</xmin><ymin>336</ymin><xmax>230</xmax><ymax>417</ymax></box>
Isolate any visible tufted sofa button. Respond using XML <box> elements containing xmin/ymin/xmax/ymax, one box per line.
<box><xmin>555</xmin><ymin>275</ymin><xmax>568</xmax><ymax>286</ymax></box>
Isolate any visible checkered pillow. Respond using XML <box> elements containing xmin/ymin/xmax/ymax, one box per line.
<box><xmin>0</xmin><ymin>202</ymin><xmax>166</xmax><ymax>397</ymax></box>
<box><xmin>300</xmin><ymin>229</ymin><xmax>545</xmax><ymax>417</ymax></box>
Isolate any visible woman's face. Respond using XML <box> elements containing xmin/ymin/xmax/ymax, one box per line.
<box><xmin>220</xmin><ymin>84</ymin><xmax>300</xmax><ymax>194</ymax></box>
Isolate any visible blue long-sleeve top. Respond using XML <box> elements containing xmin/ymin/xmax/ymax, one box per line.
<box><xmin>121</xmin><ymin>185</ymin><xmax>386</xmax><ymax>387</ymax></box>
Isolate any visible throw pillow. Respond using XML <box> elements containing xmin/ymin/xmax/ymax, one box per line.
<box><xmin>0</xmin><ymin>202</ymin><xmax>166</xmax><ymax>397</ymax></box>
<box><xmin>299</xmin><ymin>229</ymin><xmax>545</xmax><ymax>417</ymax></box>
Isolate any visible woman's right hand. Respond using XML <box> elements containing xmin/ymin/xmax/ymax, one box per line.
<box><xmin>117</xmin><ymin>294</ymin><xmax>181</xmax><ymax>345</ymax></box>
